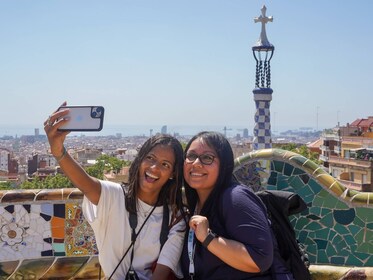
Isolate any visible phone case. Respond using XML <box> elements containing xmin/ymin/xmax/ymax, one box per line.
<box><xmin>57</xmin><ymin>106</ymin><xmax>105</xmax><ymax>131</ymax></box>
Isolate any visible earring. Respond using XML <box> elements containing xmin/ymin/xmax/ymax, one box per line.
<box><xmin>169</xmin><ymin>177</ymin><xmax>173</xmax><ymax>180</ymax></box>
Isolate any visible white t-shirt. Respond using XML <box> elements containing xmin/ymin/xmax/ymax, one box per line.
<box><xmin>82</xmin><ymin>180</ymin><xmax>185</xmax><ymax>280</ymax></box>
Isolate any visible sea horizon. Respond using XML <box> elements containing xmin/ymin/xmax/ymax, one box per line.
<box><xmin>0</xmin><ymin>124</ymin><xmax>320</xmax><ymax>138</ymax></box>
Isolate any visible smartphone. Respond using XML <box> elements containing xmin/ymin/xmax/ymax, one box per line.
<box><xmin>57</xmin><ymin>106</ymin><xmax>105</xmax><ymax>131</ymax></box>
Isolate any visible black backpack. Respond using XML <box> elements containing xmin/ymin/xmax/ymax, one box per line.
<box><xmin>256</xmin><ymin>190</ymin><xmax>311</xmax><ymax>280</ymax></box>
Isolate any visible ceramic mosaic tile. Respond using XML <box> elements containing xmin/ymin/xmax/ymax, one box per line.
<box><xmin>65</xmin><ymin>203</ymin><xmax>97</xmax><ymax>256</ymax></box>
<box><xmin>234</xmin><ymin>149</ymin><xmax>373</xmax><ymax>267</ymax></box>
<box><xmin>0</xmin><ymin>260</ymin><xmax>19</xmax><ymax>279</ymax></box>
<box><xmin>8</xmin><ymin>257</ymin><xmax>54</xmax><ymax>280</ymax></box>
<box><xmin>40</xmin><ymin>256</ymin><xmax>88</xmax><ymax>279</ymax></box>
<box><xmin>0</xmin><ymin>204</ymin><xmax>53</xmax><ymax>261</ymax></box>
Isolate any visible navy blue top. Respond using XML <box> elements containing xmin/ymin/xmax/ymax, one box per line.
<box><xmin>180</xmin><ymin>184</ymin><xmax>275</xmax><ymax>280</ymax></box>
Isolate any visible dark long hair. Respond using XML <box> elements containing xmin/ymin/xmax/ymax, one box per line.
<box><xmin>184</xmin><ymin>131</ymin><xmax>234</xmax><ymax>219</ymax></box>
<box><xmin>125</xmin><ymin>134</ymin><xmax>184</xmax><ymax>219</ymax></box>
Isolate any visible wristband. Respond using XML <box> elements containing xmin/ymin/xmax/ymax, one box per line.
<box><xmin>202</xmin><ymin>229</ymin><xmax>218</xmax><ymax>248</ymax></box>
<box><xmin>55</xmin><ymin>146</ymin><xmax>67</xmax><ymax>162</ymax></box>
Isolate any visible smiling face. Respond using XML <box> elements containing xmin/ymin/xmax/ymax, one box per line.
<box><xmin>138</xmin><ymin>144</ymin><xmax>175</xmax><ymax>204</ymax></box>
<box><xmin>183</xmin><ymin>138</ymin><xmax>220</xmax><ymax>196</ymax></box>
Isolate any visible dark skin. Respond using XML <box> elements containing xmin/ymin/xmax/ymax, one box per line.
<box><xmin>44</xmin><ymin>102</ymin><xmax>176</xmax><ymax>280</ymax></box>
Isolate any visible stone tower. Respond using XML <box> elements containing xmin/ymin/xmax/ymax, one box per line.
<box><xmin>252</xmin><ymin>5</ymin><xmax>274</xmax><ymax>150</ymax></box>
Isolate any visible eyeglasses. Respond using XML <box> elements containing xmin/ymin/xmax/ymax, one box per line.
<box><xmin>185</xmin><ymin>153</ymin><xmax>216</xmax><ymax>165</ymax></box>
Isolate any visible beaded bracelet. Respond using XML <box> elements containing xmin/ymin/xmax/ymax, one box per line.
<box><xmin>55</xmin><ymin>146</ymin><xmax>67</xmax><ymax>162</ymax></box>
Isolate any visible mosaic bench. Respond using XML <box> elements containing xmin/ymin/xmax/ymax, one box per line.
<box><xmin>0</xmin><ymin>148</ymin><xmax>372</xmax><ymax>279</ymax></box>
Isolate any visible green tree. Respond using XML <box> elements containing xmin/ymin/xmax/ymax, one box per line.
<box><xmin>0</xmin><ymin>181</ymin><xmax>12</xmax><ymax>190</ymax></box>
<box><xmin>18</xmin><ymin>155</ymin><xmax>131</xmax><ymax>189</ymax></box>
<box><xmin>44</xmin><ymin>174</ymin><xmax>73</xmax><ymax>188</ymax></box>
<box><xmin>20</xmin><ymin>176</ymin><xmax>43</xmax><ymax>189</ymax></box>
<box><xmin>275</xmin><ymin>143</ymin><xmax>321</xmax><ymax>165</ymax></box>
<box><xmin>86</xmin><ymin>160</ymin><xmax>105</xmax><ymax>179</ymax></box>
<box><xmin>97</xmin><ymin>154</ymin><xmax>127</xmax><ymax>174</ymax></box>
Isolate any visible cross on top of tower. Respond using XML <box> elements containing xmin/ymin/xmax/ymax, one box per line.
<box><xmin>254</xmin><ymin>5</ymin><xmax>273</xmax><ymax>47</ymax></box>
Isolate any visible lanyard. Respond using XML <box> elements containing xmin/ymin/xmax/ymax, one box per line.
<box><xmin>187</xmin><ymin>228</ymin><xmax>196</xmax><ymax>279</ymax></box>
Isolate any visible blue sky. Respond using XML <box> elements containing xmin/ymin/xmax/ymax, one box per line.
<box><xmin>0</xmin><ymin>1</ymin><xmax>372</xmax><ymax>135</ymax></box>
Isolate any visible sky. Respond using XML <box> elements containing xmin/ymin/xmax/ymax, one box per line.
<box><xmin>0</xmin><ymin>0</ymin><xmax>372</xmax><ymax>136</ymax></box>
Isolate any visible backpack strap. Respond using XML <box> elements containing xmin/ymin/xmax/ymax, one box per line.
<box><xmin>160</xmin><ymin>203</ymin><xmax>170</xmax><ymax>249</ymax></box>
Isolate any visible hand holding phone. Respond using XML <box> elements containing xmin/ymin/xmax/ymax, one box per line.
<box><xmin>57</xmin><ymin>106</ymin><xmax>105</xmax><ymax>131</ymax></box>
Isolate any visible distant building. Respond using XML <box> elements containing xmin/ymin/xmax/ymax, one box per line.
<box><xmin>72</xmin><ymin>148</ymin><xmax>102</xmax><ymax>164</ymax></box>
<box><xmin>0</xmin><ymin>148</ymin><xmax>9</xmax><ymax>172</ymax></box>
<box><xmin>28</xmin><ymin>153</ymin><xmax>58</xmax><ymax>178</ymax></box>
<box><xmin>319</xmin><ymin>117</ymin><xmax>373</xmax><ymax>192</ymax></box>
<box><xmin>161</xmin><ymin>125</ymin><xmax>167</xmax><ymax>134</ymax></box>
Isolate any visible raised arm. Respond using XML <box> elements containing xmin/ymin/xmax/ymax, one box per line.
<box><xmin>44</xmin><ymin>102</ymin><xmax>101</xmax><ymax>205</ymax></box>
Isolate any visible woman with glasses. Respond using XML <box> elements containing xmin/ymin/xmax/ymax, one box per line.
<box><xmin>44</xmin><ymin>103</ymin><xmax>186</xmax><ymax>280</ymax></box>
<box><xmin>180</xmin><ymin>131</ymin><xmax>294</xmax><ymax>280</ymax></box>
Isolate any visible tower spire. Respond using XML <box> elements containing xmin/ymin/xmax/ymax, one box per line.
<box><xmin>252</xmin><ymin>5</ymin><xmax>275</xmax><ymax>150</ymax></box>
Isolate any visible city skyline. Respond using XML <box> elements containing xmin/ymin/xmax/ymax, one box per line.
<box><xmin>1</xmin><ymin>1</ymin><xmax>372</xmax><ymax>136</ymax></box>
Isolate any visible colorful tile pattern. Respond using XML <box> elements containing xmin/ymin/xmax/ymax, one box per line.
<box><xmin>233</xmin><ymin>148</ymin><xmax>373</xmax><ymax>267</ymax></box>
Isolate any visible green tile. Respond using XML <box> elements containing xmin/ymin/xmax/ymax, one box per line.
<box><xmin>335</xmin><ymin>200</ymin><xmax>349</xmax><ymax>210</ymax></box>
<box><xmin>353</xmin><ymin>216</ymin><xmax>365</xmax><ymax>227</ymax></box>
<box><xmin>354</xmin><ymin>251</ymin><xmax>370</xmax><ymax>262</ymax></box>
<box><xmin>356</xmin><ymin>242</ymin><xmax>373</xmax><ymax>254</ymax></box>
<box><xmin>334</xmin><ymin>223</ymin><xmax>350</xmax><ymax>235</ymax></box>
<box><xmin>314</xmin><ymin>239</ymin><xmax>328</xmax><ymax>250</ymax></box>
<box><xmin>301</xmin><ymin>159</ymin><xmax>320</xmax><ymax>175</ymax></box>
<box><xmin>298</xmin><ymin>230</ymin><xmax>308</xmax><ymax>244</ymax></box>
<box><xmin>326</xmin><ymin>243</ymin><xmax>337</xmax><ymax>256</ymax></box>
<box><xmin>322</xmin><ymin>194</ymin><xmax>339</xmax><ymax>209</ymax></box>
<box><xmin>273</xmin><ymin>160</ymin><xmax>284</xmax><ymax>173</ymax></box>
<box><xmin>319</xmin><ymin>212</ymin><xmax>334</xmax><ymax>228</ymax></box>
<box><xmin>308</xmin><ymin>179</ymin><xmax>323</xmax><ymax>194</ymax></box>
<box><xmin>294</xmin><ymin>217</ymin><xmax>310</xmax><ymax>231</ymax></box>
<box><xmin>348</xmin><ymin>224</ymin><xmax>362</xmax><ymax>236</ymax></box>
<box><xmin>335</xmin><ymin>239</ymin><xmax>348</xmax><ymax>253</ymax></box>
<box><xmin>289</xmin><ymin>155</ymin><xmax>308</xmax><ymax>167</ymax></box>
<box><xmin>313</xmin><ymin>196</ymin><xmax>324</xmax><ymax>207</ymax></box>
<box><xmin>314</xmin><ymin>228</ymin><xmax>331</xmax><ymax>240</ymax></box>
<box><xmin>332</xmin><ymin>234</ymin><xmax>343</xmax><ymax>245</ymax></box>
<box><xmin>321</xmin><ymin>208</ymin><xmax>332</xmax><ymax>216</ymax></box>
<box><xmin>277</xmin><ymin>178</ymin><xmax>289</xmax><ymax>190</ymax></box>
<box><xmin>309</xmin><ymin>207</ymin><xmax>321</xmax><ymax>216</ymax></box>
<box><xmin>308</xmin><ymin>230</ymin><xmax>316</xmax><ymax>239</ymax></box>
<box><xmin>53</xmin><ymin>243</ymin><xmax>65</xmax><ymax>253</ymax></box>
<box><xmin>292</xmin><ymin>167</ymin><xmax>305</xmax><ymax>176</ymax></box>
<box><xmin>316</xmin><ymin>250</ymin><xmax>329</xmax><ymax>264</ymax></box>
<box><xmin>344</xmin><ymin>234</ymin><xmax>357</xmax><ymax>247</ymax></box>
<box><xmin>366</xmin><ymin>255</ymin><xmax>373</xmax><ymax>266</ymax></box>
<box><xmin>368</xmin><ymin>222</ymin><xmax>373</xmax><ymax>230</ymax></box>
<box><xmin>297</xmin><ymin>184</ymin><xmax>314</xmax><ymax>199</ymax></box>
<box><xmin>328</xmin><ymin>230</ymin><xmax>337</xmax><ymax>241</ymax></box>
<box><xmin>317</xmin><ymin>189</ymin><xmax>329</xmax><ymax>199</ymax></box>
<box><xmin>356</xmin><ymin>207</ymin><xmax>373</xmax><ymax>220</ymax></box>
<box><xmin>288</xmin><ymin>175</ymin><xmax>304</xmax><ymax>189</ymax></box>
<box><xmin>330</xmin><ymin>256</ymin><xmax>346</xmax><ymax>266</ymax></box>
<box><xmin>305</xmin><ymin>221</ymin><xmax>323</xmax><ymax>231</ymax></box>
<box><xmin>283</xmin><ymin>163</ymin><xmax>294</xmax><ymax>176</ymax></box>
<box><xmin>346</xmin><ymin>254</ymin><xmax>364</xmax><ymax>266</ymax></box>
<box><xmin>267</xmin><ymin>172</ymin><xmax>277</xmax><ymax>186</ymax></box>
